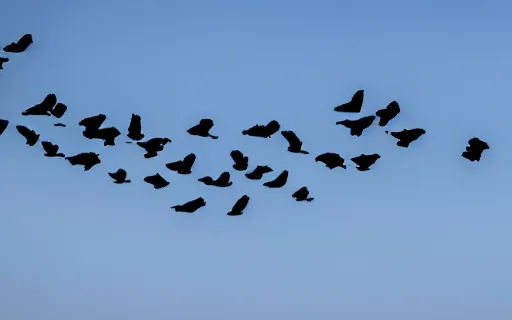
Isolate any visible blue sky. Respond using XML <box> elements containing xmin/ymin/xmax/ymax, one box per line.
<box><xmin>1</xmin><ymin>0</ymin><xmax>511</xmax><ymax>319</ymax></box>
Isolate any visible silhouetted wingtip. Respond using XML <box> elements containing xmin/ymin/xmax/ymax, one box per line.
<box><xmin>306</xmin><ymin>198</ymin><xmax>314</xmax><ymax>202</ymax></box>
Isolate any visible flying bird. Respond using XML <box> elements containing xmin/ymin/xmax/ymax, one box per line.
<box><xmin>16</xmin><ymin>125</ymin><xmax>39</xmax><ymax>146</ymax></box>
<box><xmin>165</xmin><ymin>153</ymin><xmax>196</xmax><ymax>175</ymax></box>
<box><xmin>187</xmin><ymin>119</ymin><xmax>218</xmax><ymax>139</ymax></box>
<box><xmin>41</xmin><ymin>141</ymin><xmax>65</xmax><ymax>157</ymax></box>
<box><xmin>137</xmin><ymin>137</ymin><xmax>172</xmax><ymax>158</ymax></box>
<box><xmin>263</xmin><ymin>170</ymin><xmax>288</xmax><ymax>188</ymax></box>
<box><xmin>50</xmin><ymin>103</ymin><xmax>67</xmax><ymax>118</ymax></box>
<box><xmin>108</xmin><ymin>169</ymin><xmax>131</xmax><ymax>184</ymax></box>
<box><xmin>171</xmin><ymin>197</ymin><xmax>206</xmax><ymax>213</ymax></box>
<box><xmin>127</xmin><ymin>114</ymin><xmax>144</xmax><ymax>141</ymax></box>
<box><xmin>95</xmin><ymin>127</ymin><xmax>121</xmax><ymax>146</ymax></box>
<box><xmin>227</xmin><ymin>195</ymin><xmax>250</xmax><ymax>216</ymax></box>
<box><xmin>351</xmin><ymin>154</ymin><xmax>381</xmax><ymax>171</ymax></box>
<box><xmin>334</xmin><ymin>89</ymin><xmax>364</xmax><ymax>113</ymax></box>
<box><xmin>54</xmin><ymin>123</ymin><xmax>66</xmax><ymax>127</ymax></box>
<box><xmin>315</xmin><ymin>152</ymin><xmax>346</xmax><ymax>169</ymax></box>
<box><xmin>375</xmin><ymin>101</ymin><xmax>400</xmax><ymax>126</ymax></box>
<box><xmin>245</xmin><ymin>165</ymin><xmax>273</xmax><ymax>180</ymax></box>
<box><xmin>65</xmin><ymin>152</ymin><xmax>101</xmax><ymax>171</ymax></box>
<box><xmin>3</xmin><ymin>34</ymin><xmax>33</xmax><ymax>53</ymax></box>
<box><xmin>0</xmin><ymin>119</ymin><xmax>8</xmax><ymax>136</ymax></box>
<box><xmin>242</xmin><ymin>120</ymin><xmax>280</xmax><ymax>138</ymax></box>
<box><xmin>143</xmin><ymin>173</ymin><xmax>169</xmax><ymax>189</ymax></box>
<box><xmin>22</xmin><ymin>93</ymin><xmax>57</xmax><ymax>116</ymax></box>
<box><xmin>230</xmin><ymin>150</ymin><xmax>249</xmax><ymax>171</ymax></box>
<box><xmin>0</xmin><ymin>57</ymin><xmax>8</xmax><ymax>70</ymax></box>
<box><xmin>79</xmin><ymin>114</ymin><xmax>107</xmax><ymax>139</ymax></box>
<box><xmin>281</xmin><ymin>130</ymin><xmax>309</xmax><ymax>154</ymax></box>
<box><xmin>385</xmin><ymin>128</ymin><xmax>426</xmax><ymax>147</ymax></box>
<box><xmin>292</xmin><ymin>187</ymin><xmax>314</xmax><ymax>202</ymax></box>
<box><xmin>198</xmin><ymin>172</ymin><xmax>233</xmax><ymax>187</ymax></box>
<box><xmin>462</xmin><ymin>137</ymin><xmax>489</xmax><ymax>162</ymax></box>
<box><xmin>336</xmin><ymin>115</ymin><xmax>375</xmax><ymax>136</ymax></box>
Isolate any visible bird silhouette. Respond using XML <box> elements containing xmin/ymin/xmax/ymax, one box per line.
<box><xmin>230</xmin><ymin>150</ymin><xmax>249</xmax><ymax>171</ymax></box>
<box><xmin>108</xmin><ymin>169</ymin><xmax>131</xmax><ymax>184</ymax></box>
<box><xmin>16</xmin><ymin>125</ymin><xmax>39</xmax><ymax>146</ymax></box>
<box><xmin>165</xmin><ymin>153</ymin><xmax>196</xmax><ymax>174</ymax></box>
<box><xmin>315</xmin><ymin>152</ymin><xmax>347</xmax><ymax>169</ymax></box>
<box><xmin>336</xmin><ymin>115</ymin><xmax>375</xmax><ymax>136</ymax></box>
<box><xmin>0</xmin><ymin>57</ymin><xmax>8</xmax><ymax>70</ymax></box>
<box><xmin>3</xmin><ymin>34</ymin><xmax>33</xmax><ymax>53</ymax></box>
<box><xmin>242</xmin><ymin>120</ymin><xmax>280</xmax><ymax>138</ymax></box>
<box><xmin>54</xmin><ymin>123</ymin><xmax>66</xmax><ymax>127</ymax></box>
<box><xmin>143</xmin><ymin>173</ymin><xmax>169</xmax><ymax>189</ymax></box>
<box><xmin>187</xmin><ymin>119</ymin><xmax>218</xmax><ymax>139</ymax></box>
<box><xmin>292</xmin><ymin>187</ymin><xmax>314</xmax><ymax>202</ymax></box>
<box><xmin>227</xmin><ymin>195</ymin><xmax>250</xmax><ymax>216</ymax></box>
<box><xmin>351</xmin><ymin>154</ymin><xmax>381</xmax><ymax>171</ymax></box>
<box><xmin>281</xmin><ymin>130</ymin><xmax>309</xmax><ymax>154</ymax></box>
<box><xmin>462</xmin><ymin>137</ymin><xmax>489</xmax><ymax>162</ymax></box>
<box><xmin>79</xmin><ymin>114</ymin><xmax>107</xmax><ymax>138</ymax></box>
<box><xmin>245</xmin><ymin>165</ymin><xmax>273</xmax><ymax>180</ymax></box>
<box><xmin>385</xmin><ymin>128</ymin><xmax>426</xmax><ymax>147</ymax></box>
<box><xmin>0</xmin><ymin>119</ymin><xmax>8</xmax><ymax>136</ymax></box>
<box><xmin>50</xmin><ymin>103</ymin><xmax>67</xmax><ymax>118</ymax></box>
<box><xmin>127</xmin><ymin>114</ymin><xmax>144</xmax><ymax>141</ymax></box>
<box><xmin>375</xmin><ymin>101</ymin><xmax>400</xmax><ymax>126</ymax></box>
<box><xmin>198</xmin><ymin>172</ymin><xmax>233</xmax><ymax>187</ymax></box>
<box><xmin>41</xmin><ymin>141</ymin><xmax>65</xmax><ymax>157</ymax></box>
<box><xmin>65</xmin><ymin>152</ymin><xmax>101</xmax><ymax>171</ymax></box>
<box><xmin>334</xmin><ymin>90</ymin><xmax>364</xmax><ymax>113</ymax></box>
<box><xmin>137</xmin><ymin>137</ymin><xmax>172</xmax><ymax>158</ymax></box>
<box><xmin>171</xmin><ymin>197</ymin><xmax>206</xmax><ymax>213</ymax></box>
<box><xmin>95</xmin><ymin>127</ymin><xmax>121</xmax><ymax>146</ymax></box>
<box><xmin>22</xmin><ymin>94</ymin><xmax>57</xmax><ymax>116</ymax></box>
<box><xmin>263</xmin><ymin>170</ymin><xmax>288</xmax><ymax>188</ymax></box>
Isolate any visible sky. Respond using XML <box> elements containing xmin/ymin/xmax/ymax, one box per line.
<box><xmin>0</xmin><ymin>0</ymin><xmax>511</xmax><ymax>319</ymax></box>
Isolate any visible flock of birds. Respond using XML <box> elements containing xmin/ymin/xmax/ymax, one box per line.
<box><xmin>1</xmin><ymin>34</ymin><xmax>491</xmax><ymax>215</ymax></box>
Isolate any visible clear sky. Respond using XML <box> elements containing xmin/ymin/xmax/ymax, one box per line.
<box><xmin>1</xmin><ymin>0</ymin><xmax>511</xmax><ymax>319</ymax></box>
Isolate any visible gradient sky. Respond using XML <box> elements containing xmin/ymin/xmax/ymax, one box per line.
<box><xmin>1</xmin><ymin>0</ymin><xmax>511</xmax><ymax>319</ymax></box>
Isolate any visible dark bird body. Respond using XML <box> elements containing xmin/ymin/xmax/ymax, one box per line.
<box><xmin>263</xmin><ymin>170</ymin><xmax>288</xmax><ymax>188</ymax></box>
<box><xmin>375</xmin><ymin>101</ymin><xmax>400</xmax><ymax>126</ymax></box>
<box><xmin>292</xmin><ymin>187</ymin><xmax>314</xmax><ymax>202</ymax></box>
<box><xmin>41</xmin><ymin>141</ymin><xmax>65</xmax><ymax>157</ymax></box>
<box><xmin>230</xmin><ymin>150</ymin><xmax>249</xmax><ymax>171</ymax></box>
<box><xmin>22</xmin><ymin>94</ymin><xmax>57</xmax><ymax>116</ymax></box>
<box><xmin>336</xmin><ymin>115</ymin><xmax>375</xmax><ymax>136</ymax></box>
<box><xmin>462</xmin><ymin>137</ymin><xmax>489</xmax><ymax>162</ymax></box>
<box><xmin>171</xmin><ymin>197</ymin><xmax>206</xmax><ymax>213</ymax></box>
<box><xmin>50</xmin><ymin>103</ymin><xmax>67</xmax><ymax>118</ymax></box>
<box><xmin>242</xmin><ymin>120</ymin><xmax>280</xmax><ymax>138</ymax></box>
<box><xmin>315</xmin><ymin>152</ymin><xmax>346</xmax><ymax>169</ymax></box>
<box><xmin>227</xmin><ymin>195</ymin><xmax>250</xmax><ymax>216</ymax></box>
<box><xmin>16</xmin><ymin>125</ymin><xmax>39</xmax><ymax>146</ymax></box>
<box><xmin>79</xmin><ymin>114</ymin><xmax>106</xmax><ymax>132</ymax></box>
<box><xmin>198</xmin><ymin>172</ymin><xmax>232</xmax><ymax>187</ymax></box>
<box><xmin>0</xmin><ymin>57</ymin><xmax>8</xmax><ymax>70</ymax></box>
<box><xmin>245</xmin><ymin>165</ymin><xmax>273</xmax><ymax>180</ymax></box>
<box><xmin>334</xmin><ymin>90</ymin><xmax>364</xmax><ymax>113</ymax></box>
<box><xmin>3</xmin><ymin>34</ymin><xmax>33</xmax><ymax>53</ymax></box>
<box><xmin>137</xmin><ymin>137</ymin><xmax>172</xmax><ymax>158</ymax></box>
<box><xmin>165</xmin><ymin>153</ymin><xmax>196</xmax><ymax>174</ymax></box>
<box><xmin>143</xmin><ymin>173</ymin><xmax>169</xmax><ymax>189</ymax></box>
<box><xmin>65</xmin><ymin>152</ymin><xmax>101</xmax><ymax>171</ymax></box>
<box><xmin>351</xmin><ymin>154</ymin><xmax>381</xmax><ymax>171</ymax></box>
<box><xmin>109</xmin><ymin>169</ymin><xmax>131</xmax><ymax>183</ymax></box>
<box><xmin>386</xmin><ymin>128</ymin><xmax>426</xmax><ymax>147</ymax></box>
<box><xmin>0</xmin><ymin>119</ymin><xmax>8</xmax><ymax>136</ymax></box>
<box><xmin>127</xmin><ymin>114</ymin><xmax>144</xmax><ymax>141</ymax></box>
<box><xmin>281</xmin><ymin>130</ymin><xmax>309</xmax><ymax>154</ymax></box>
<box><xmin>187</xmin><ymin>119</ymin><xmax>218</xmax><ymax>139</ymax></box>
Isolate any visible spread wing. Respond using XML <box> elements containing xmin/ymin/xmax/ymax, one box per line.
<box><xmin>281</xmin><ymin>130</ymin><xmax>301</xmax><ymax>148</ymax></box>
<box><xmin>128</xmin><ymin>114</ymin><xmax>142</xmax><ymax>133</ymax></box>
<box><xmin>41</xmin><ymin>141</ymin><xmax>55</xmax><ymax>153</ymax></box>
<box><xmin>230</xmin><ymin>150</ymin><xmax>244</xmax><ymax>163</ymax></box>
<box><xmin>16</xmin><ymin>125</ymin><xmax>32</xmax><ymax>138</ymax></box>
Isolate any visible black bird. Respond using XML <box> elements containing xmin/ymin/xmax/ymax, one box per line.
<box><xmin>41</xmin><ymin>141</ymin><xmax>65</xmax><ymax>157</ymax></box>
<box><xmin>0</xmin><ymin>119</ymin><xmax>8</xmax><ymax>136</ymax></box>
<box><xmin>375</xmin><ymin>101</ymin><xmax>400</xmax><ymax>126</ymax></box>
<box><xmin>22</xmin><ymin>93</ymin><xmax>57</xmax><ymax>116</ymax></box>
<box><xmin>0</xmin><ymin>57</ymin><xmax>8</xmax><ymax>70</ymax></box>
<box><xmin>109</xmin><ymin>169</ymin><xmax>131</xmax><ymax>184</ymax></box>
<box><xmin>315</xmin><ymin>152</ymin><xmax>346</xmax><ymax>169</ymax></box>
<box><xmin>171</xmin><ymin>197</ymin><xmax>206</xmax><ymax>213</ymax></box>
<box><xmin>292</xmin><ymin>187</ymin><xmax>314</xmax><ymax>202</ymax></box>
<box><xmin>334</xmin><ymin>89</ymin><xmax>364</xmax><ymax>113</ymax></box>
<box><xmin>187</xmin><ymin>119</ymin><xmax>218</xmax><ymax>139</ymax></box>
<box><xmin>462</xmin><ymin>137</ymin><xmax>489</xmax><ymax>162</ymax></box>
<box><xmin>263</xmin><ymin>170</ymin><xmax>288</xmax><ymax>188</ymax></box>
<box><xmin>143</xmin><ymin>173</ymin><xmax>169</xmax><ymax>189</ymax></box>
<box><xmin>227</xmin><ymin>195</ymin><xmax>250</xmax><ymax>216</ymax></box>
<box><xmin>230</xmin><ymin>150</ymin><xmax>249</xmax><ymax>171</ymax></box>
<box><xmin>54</xmin><ymin>123</ymin><xmax>66</xmax><ymax>127</ymax></box>
<box><xmin>242</xmin><ymin>120</ymin><xmax>280</xmax><ymax>138</ymax></box>
<box><xmin>281</xmin><ymin>130</ymin><xmax>309</xmax><ymax>154</ymax></box>
<box><xmin>79</xmin><ymin>114</ymin><xmax>107</xmax><ymax>139</ymax></box>
<box><xmin>16</xmin><ymin>125</ymin><xmax>39</xmax><ymax>146</ymax></box>
<box><xmin>50</xmin><ymin>103</ymin><xmax>67</xmax><ymax>118</ymax></box>
<box><xmin>245</xmin><ymin>165</ymin><xmax>273</xmax><ymax>180</ymax></box>
<box><xmin>3</xmin><ymin>34</ymin><xmax>33</xmax><ymax>53</ymax></box>
<box><xmin>336</xmin><ymin>115</ymin><xmax>375</xmax><ymax>136</ymax></box>
<box><xmin>127</xmin><ymin>114</ymin><xmax>144</xmax><ymax>141</ymax></box>
<box><xmin>137</xmin><ymin>137</ymin><xmax>172</xmax><ymax>158</ymax></box>
<box><xmin>386</xmin><ymin>128</ymin><xmax>426</xmax><ymax>147</ymax></box>
<box><xmin>165</xmin><ymin>153</ymin><xmax>196</xmax><ymax>174</ymax></box>
<box><xmin>65</xmin><ymin>152</ymin><xmax>101</xmax><ymax>171</ymax></box>
<box><xmin>351</xmin><ymin>154</ymin><xmax>381</xmax><ymax>171</ymax></box>
<box><xmin>198</xmin><ymin>172</ymin><xmax>233</xmax><ymax>187</ymax></box>
<box><xmin>95</xmin><ymin>127</ymin><xmax>121</xmax><ymax>146</ymax></box>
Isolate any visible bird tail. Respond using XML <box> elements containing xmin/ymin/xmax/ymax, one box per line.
<box><xmin>306</xmin><ymin>198</ymin><xmax>314</xmax><ymax>202</ymax></box>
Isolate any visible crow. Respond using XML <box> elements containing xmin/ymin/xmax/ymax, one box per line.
<box><xmin>16</xmin><ymin>125</ymin><xmax>39</xmax><ymax>146</ymax></box>
<box><xmin>137</xmin><ymin>137</ymin><xmax>172</xmax><ymax>158</ymax></box>
<box><xmin>351</xmin><ymin>154</ymin><xmax>381</xmax><ymax>171</ymax></box>
<box><xmin>315</xmin><ymin>152</ymin><xmax>346</xmax><ymax>169</ymax></box>
<box><xmin>336</xmin><ymin>115</ymin><xmax>375</xmax><ymax>136</ymax></box>
<box><xmin>3</xmin><ymin>34</ymin><xmax>33</xmax><ymax>53</ymax></box>
<box><xmin>127</xmin><ymin>114</ymin><xmax>144</xmax><ymax>141</ymax></box>
<box><xmin>245</xmin><ymin>165</ymin><xmax>273</xmax><ymax>180</ymax></box>
<box><xmin>0</xmin><ymin>57</ymin><xmax>8</xmax><ymax>70</ymax></box>
<box><xmin>41</xmin><ymin>141</ymin><xmax>65</xmax><ymax>157</ymax></box>
<box><xmin>0</xmin><ymin>119</ymin><xmax>8</xmax><ymax>136</ymax></box>
<box><xmin>143</xmin><ymin>173</ymin><xmax>169</xmax><ymax>189</ymax></box>
<box><xmin>166</xmin><ymin>153</ymin><xmax>196</xmax><ymax>174</ymax></box>
<box><xmin>281</xmin><ymin>130</ymin><xmax>309</xmax><ymax>154</ymax></box>
<box><xmin>22</xmin><ymin>94</ymin><xmax>57</xmax><ymax>116</ymax></box>
<box><xmin>375</xmin><ymin>101</ymin><xmax>400</xmax><ymax>126</ymax></box>
<box><xmin>292</xmin><ymin>187</ymin><xmax>314</xmax><ymax>202</ymax></box>
<box><xmin>462</xmin><ymin>137</ymin><xmax>489</xmax><ymax>162</ymax></box>
<box><xmin>386</xmin><ymin>128</ymin><xmax>426</xmax><ymax>147</ymax></box>
<box><xmin>263</xmin><ymin>170</ymin><xmax>288</xmax><ymax>188</ymax></box>
<box><xmin>227</xmin><ymin>195</ymin><xmax>250</xmax><ymax>216</ymax></box>
<box><xmin>50</xmin><ymin>103</ymin><xmax>67</xmax><ymax>118</ymax></box>
<box><xmin>230</xmin><ymin>150</ymin><xmax>249</xmax><ymax>171</ymax></box>
<box><xmin>187</xmin><ymin>119</ymin><xmax>218</xmax><ymax>139</ymax></box>
<box><xmin>109</xmin><ymin>169</ymin><xmax>131</xmax><ymax>184</ymax></box>
<box><xmin>334</xmin><ymin>89</ymin><xmax>364</xmax><ymax>113</ymax></box>
<box><xmin>242</xmin><ymin>120</ymin><xmax>280</xmax><ymax>138</ymax></box>
<box><xmin>171</xmin><ymin>197</ymin><xmax>207</xmax><ymax>213</ymax></box>
<box><xmin>65</xmin><ymin>152</ymin><xmax>101</xmax><ymax>171</ymax></box>
<box><xmin>198</xmin><ymin>172</ymin><xmax>232</xmax><ymax>187</ymax></box>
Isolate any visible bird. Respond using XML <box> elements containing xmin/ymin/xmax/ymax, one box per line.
<box><xmin>0</xmin><ymin>57</ymin><xmax>8</xmax><ymax>70</ymax></box>
<box><xmin>315</xmin><ymin>152</ymin><xmax>347</xmax><ymax>169</ymax></box>
<box><xmin>41</xmin><ymin>141</ymin><xmax>65</xmax><ymax>157</ymax></box>
<box><xmin>137</xmin><ymin>137</ymin><xmax>172</xmax><ymax>158</ymax></box>
<box><xmin>187</xmin><ymin>119</ymin><xmax>218</xmax><ymax>139</ymax></box>
<box><xmin>50</xmin><ymin>102</ymin><xmax>67</xmax><ymax>118</ymax></box>
<box><xmin>198</xmin><ymin>172</ymin><xmax>233</xmax><ymax>187</ymax></box>
<box><xmin>242</xmin><ymin>120</ymin><xmax>280</xmax><ymax>138</ymax></box>
<box><xmin>65</xmin><ymin>152</ymin><xmax>101</xmax><ymax>171</ymax></box>
<box><xmin>263</xmin><ymin>170</ymin><xmax>288</xmax><ymax>188</ymax></box>
<box><xmin>79</xmin><ymin>114</ymin><xmax>107</xmax><ymax>139</ymax></box>
<box><xmin>385</xmin><ymin>128</ymin><xmax>426</xmax><ymax>147</ymax></box>
<box><xmin>351</xmin><ymin>154</ymin><xmax>381</xmax><ymax>171</ymax></box>
<box><xmin>281</xmin><ymin>130</ymin><xmax>309</xmax><ymax>154</ymax></box>
<box><xmin>336</xmin><ymin>115</ymin><xmax>375</xmax><ymax>136</ymax></box>
<box><xmin>108</xmin><ymin>169</ymin><xmax>131</xmax><ymax>184</ymax></box>
<box><xmin>15</xmin><ymin>125</ymin><xmax>39</xmax><ymax>146</ymax></box>
<box><xmin>292</xmin><ymin>187</ymin><xmax>314</xmax><ymax>202</ymax></box>
<box><xmin>375</xmin><ymin>101</ymin><xmax>400</xmax><ymax>126</ymax></box>
<box><xmin>3</xmin><ymin>34</ymin><xmax>33</xmax><ymax>53</ymax></box>
<box><xmin>143</xmin><ymin>173</ymin><xmax>169</xmax><ymax>189</ymax></box>
<box><xmin>0</xmin><ymin>119</ymin><xmax>8</xmax><ymax>136</ymax></box>
<box><xmin>462</xmin><ymin>137</ymin><xmax>489</xmax><ymax>162</ymax></box>
<box><xmin>230</xmin><ymin>150</ymin><xmax>249</xmax><ymax>171</ymax></box>
<box><xmin>21</xmin><ymin>93</ymin><xmax>57</xmax><ymax>116</ymax></box>
<box><xmin>127</xmin><ymin>114</ymin><xmax>144</xmax><ymax>141</ymax></box>
<box><xmin>334</xmin><ymin>89</ymin><xmax>364</xmax><ymax>113</ymax></box>
<box><xmin>95</xmin><ymin>127</ymin><xmax>121</xmax><ymax>146</ymax></box>
<box><xmin>171</xmin><ymin>197</ymin><xmax>206</xmax><ymax>213</ymax></box>
<box><xmin>54</xmin><ymin>123</ymin><xmax>66</xmax><ymax>127</ymax></box>
<box><xmin>227</xmin><ymin>195</ymin><xmax>250</xmax><ymax>216</ymax></box>
<box><xmin>245</xmin><ymin>165</ymin><xmax>273</xmax><ymax>180</ymax></box>
<box><xmin>165</xmin><ymin>153</ymin><xmax>196</xmax><ymax>175</ymax></box>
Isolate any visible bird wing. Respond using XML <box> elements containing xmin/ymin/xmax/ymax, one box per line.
<box><xmin>129</xmin><ymin>114</ymin><xmax>142</xmax><ymax>133</ymax></box>
<box><xmin>117</xmin><ymin>169</ymin><xmax>127</xmax><ymax>180</ymax></box>
<box><xmin>201</xmin><ymin>119</ymin><xmax>214</xmax><ymax>131</ymax></box>
<box><xmin>230</xmin><ymin>150</ymin><xmax>244</xmax><ymax>162</ymax></box>
<box><xmin>41</xmin><ymin>141</ymin><xmax>53</xmax><ymax>153</ymax></box>
<box><xmin>281</xmin><ymin>130</ymin><xmax>301</xmax><ymax>147</ymax></box>
<box><xmin>16</xmin><ymin>125</ymin><xmax>31</xmax><ymax>137</ymax></box>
